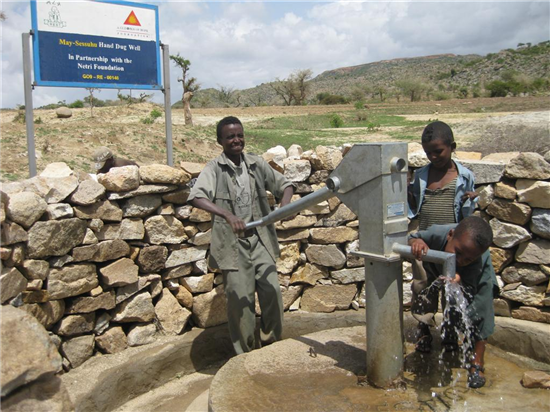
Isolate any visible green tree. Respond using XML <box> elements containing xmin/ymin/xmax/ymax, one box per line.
<box><xmin>396</xmin><ymin>79</ymin><xmax>427</xmax><ymax>102</ymax></box>
<box><xmin>269</xmin><ymin>69</ymin><xmax>313</xmax><ymax>106</ymax></box>
<box><xmin>170</xmin><ymin>53</ymin><xmax>200</xmax><ymax>126</ymax></box>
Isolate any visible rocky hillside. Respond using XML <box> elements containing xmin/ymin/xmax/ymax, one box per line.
<box><xmin>192</xmin><ymin>41</ymin><xmax>550</xmax><ymax>107</ymax></box>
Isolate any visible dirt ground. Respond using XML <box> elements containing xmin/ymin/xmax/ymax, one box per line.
<box><xmin>1</xmin><ymin>96</ymin><xmax>548</xmax><ymax>182</ymax></box>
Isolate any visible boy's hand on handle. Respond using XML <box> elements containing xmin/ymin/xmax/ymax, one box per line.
<box><xmin>224</xmin><ymin>213</ymin><xmax>246</xmax><ymax>234</ymax></box>
<box><xmin>409</xmin><ymin>238</ymin><xmax>429</xmax><ymax>261</ymax></box>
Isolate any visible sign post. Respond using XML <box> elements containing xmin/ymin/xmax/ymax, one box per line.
<box><xmin>24</xmin><ymin>0</ymin><xmax>171</xmax><ymax>176</ymax></box>
<box><xmin>31</xmin><ymin>0</ymin><xmax>161</xmax><ymax>90</ymax></box>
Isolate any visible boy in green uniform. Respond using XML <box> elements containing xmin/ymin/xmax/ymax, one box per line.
<box><xmin>188</xmin><ymin>116</ymin><xmax>294</xmax><ymax>355</ymax></box>
<box><xmin>409</xmin><ymin>216</ymin><xmax>499</xmax><ymax>388</ymax></box>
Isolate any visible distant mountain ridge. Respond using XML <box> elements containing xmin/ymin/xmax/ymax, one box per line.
<box><xmin>189</xmin><ymin>41</ymin><xmax>550</xmax><ymax>107</ymax></box>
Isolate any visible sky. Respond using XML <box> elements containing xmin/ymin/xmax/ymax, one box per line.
<box><xmin>1</xmin><ymin>0</ymin><xmax>549</xmax><ymax>109</ymax></box>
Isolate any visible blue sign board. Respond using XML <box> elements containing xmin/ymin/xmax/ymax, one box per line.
<box><xmin>30</xmin><ymin>0</ymin><xmax>161</xmax><ymax>90</ymax></box>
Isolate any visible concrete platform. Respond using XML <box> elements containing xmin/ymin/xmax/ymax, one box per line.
<box><xmin>62</xmin><ymin>310</ymin><xmax>550</xmax><ymax>412</ymax></box>
<box><xmin>209</xmin><ymin>326</ymin><xmax>550</xmax><ymax>412</ymax></box>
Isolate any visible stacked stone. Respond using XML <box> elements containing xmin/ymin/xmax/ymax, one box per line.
<box><xmin>0</xmin><ymin>162</ymin><xmax>202</xmax><ymax>371</ymax></box>
<box><xmin>476</xmin><ymin>153</ymin><xmax>550</xmax><ymax>323</ymax></box>
<box><xmin>409</xmin><ymin>149</ymin><xmax>550</xmax><ymax>323</ymax></box>
<box><xmin>1</xmin><ymin>147</ymin><xmax>549</xmax><ymax>374</ymax></box>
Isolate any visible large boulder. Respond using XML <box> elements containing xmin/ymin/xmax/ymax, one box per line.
<box><xmin>74</xmin><ymin>200</ymin><xmax>123</xmax><ymax>221</ymax></box>
<box><xmin>110</xmin><ymin>291</ymin><xmax>155</xmax><ymax>323</ymax></box>
<box><xmin>20</xmin><ymin>300</ymin><xmax>65</xmax><ymax>330</ymax></box>
<box><xmin>305</xmin><ymin>244</ymin><xmax>346</xmax><ymax>269</ymax></box>
<box><xmin>531</xmin><ymin>209</ymin><xmax>550</xmax><ymax>240</ymax></box>
<box><xmin>276</xmin><ymin>241</ymin><xmax>301</xmax><ymax>275</ymax></box>
<box><xmin>310</xmin><ymin>146</ymin><xmax>342</xmax><ymax>171</ymax></box>
<box><xmin>1</xmin><ymin>306</ymin><xmax>62</xmax><ymax>397</ymax></box>
<box><xmin>27</xmin><ymin>218</ymin><xmax>87</xmax><ymax>259</ymax></box>
<box><xmin>55</xmin><ymin>107</ymin><xmax>72</xmax><ymax>118</ymax></box>
<box><xmin>504</xmin><ymin>152</ymin><xmax>550</xmax><ymax>180</ymax></box>
<box><xmin>99</xmin><ymin>258</ymin><xmax>139</xmax><ymax>287</ymax></box>
<box><xmin>516</xmin><ymin>180</ymin><xmax>550</xmax><ymax>209</ymax></box>
<box><xmin>0</xmin><ymin>267</ymin><xmax>28</xmax><ymax>304</ymax></box>
<box><xmin>144</xmin><ymin>215</ymin><xmax>187</xmax><ymax>244</ymax></box>
<box><xmin>489</xmin><ymin>218</ymin><xmax>531</xmax><ymax>248</ymax></box>
<box><xmin>95</xmin><ymin>327</ymin><xmax>128</xmax><ymax>354</ymax></box>
<box><xmin>98</xmin><ymin>166</ymin><xmax>140</xmax><ymax>192</ymax></box>
<box><xmin>515</xmin><ymin>239</ymin><xmax>550</xmax><ymax>265</ymax></box>
<box><xmin>6</xmin><ymin>192</ymin><xmax>48</xmax><ymax>228</ymax></box>
<box><xmin>60</xmin><ymin>334</ymin><xmax>95</xmax><ymax>369</ymax></box>
<box><xmin>283</xmin><ymin>159</ymin><xmax>311</xmax><ymax>182</ymax></box>
<box><xmin>140</xmin><ymin>164</ymin><xmax>191</xmax><ymax>185</ymax></box>
<box><xmin>47</xmin><ymin>264</ymin><xmax>98</xmax><ymax>300</ymax></box>
<box><xmin>191</xmin><ymin>284</ymin><xmax>228</xmax><ymax>328</ymax></box>
<box><xmin>486</xmin><ymin>198</ymin><xmax>532</xmax><ymax>225</ymax></box>
<box><xmin>154</xmin><ymin>288</ymin><xmax>191</xmax><ymax>335</ymax></box>
<box><xmin>1</xmin><ymin>222</ymin><xmax>28</xmax><ymax>246</ymax></box>
<box><xmin>69</xmin><ymin>179</ymin><xmax>106</xmax><ymax>205</ymax></box>
<box><xmin>1</xmin><ymin>375</ymin><xmax>74</xmax><ymax>412</ymax></box>
<box><xmin>300</xmin><ymin>284</ymin><xmax>356</xmax><ymax>312</ymax></box>
<box><xmin>461</xmin><ymin>161</ymin><xmax>505</xmax><ymax>184</ymax></box>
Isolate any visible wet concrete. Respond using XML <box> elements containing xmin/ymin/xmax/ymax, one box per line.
<box><xmin>209</xmin><ymin>327</ymin><xmax>550</xmax><ymax>412</ymax></box>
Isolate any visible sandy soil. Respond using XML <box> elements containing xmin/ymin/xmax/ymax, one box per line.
<box><xmin>1</xmin><ymin>96</ymin><xmax>548</xmax><ymax>182</ymax></box>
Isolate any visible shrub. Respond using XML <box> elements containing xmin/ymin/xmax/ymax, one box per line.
<box><xmin>354</xmin><ymin>100</ymin><xmax>365</xmax><ymax>110</ymax></box>
<box><xmin>366</xmin><ymin>122</ymin><xmax>380</xmax><ymax>131</ymax></box>
<box><xmin>434</xmin><ymin>91</ymin><xmax>451</xmax><ymax>101</ymax></box>
<box><xmin>485</xmin><ymin>80</ymin><xmax>509</xmax><ymax>97</ymax></box>
<box><xmin>141</xmin><ymin>117</ymin><xmax>154</xmax><ymax>124</ymax></box>
<box><xmin>34</xmin><ymin>117</ymin><xmax>43</xmax><ymax>124</ymax></box>
<box><xmin>317</xmin><ymin>93</ymin><xmax>348</xmax><ymax>105</ymax></box>
<box><xmin>329</xmin><ymin>114</ymin><xmax>344</xmax><ymax>128</ymax></box>
<box><xmin>355</xmin><ymin>111</ymin><xmax>368</xmax><ymax>122</ymax></box>
<box><xmin>69</xmin><ymin>100</ymin><xmax>84</xmax><ymax>108</ymax></box>
<box><xmin>150</xmin><ymin>109</ymin><xmax>162</xmax><ymax>119</ymax></box>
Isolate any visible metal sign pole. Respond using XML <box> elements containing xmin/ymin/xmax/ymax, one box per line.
<box><xmin>22</xmin><ymin>31</ymin><xmax>37</xmax><ymax>177</ymax></box>
<box><xmin>161</xmin><ymin>43</ymin><xmax>173</xmax><ymax>166</ymax></box>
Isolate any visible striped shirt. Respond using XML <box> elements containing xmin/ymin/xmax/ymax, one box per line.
<box><xmin>419</xmin><ymin>178</ymin><xmax>457</xmax><ymax>231</ymax></box>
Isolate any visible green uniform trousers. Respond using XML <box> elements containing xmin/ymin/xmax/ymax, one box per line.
<box><xmin>222</xmin><ymin>233</ymin><xmax>283</xmax><ymax>355</ymax></box>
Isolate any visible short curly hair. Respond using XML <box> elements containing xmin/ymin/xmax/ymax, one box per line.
<box><xmin>216</xmin><ymin>116</ymin><xmax>243</xmax><ymax>143</ymax></box>
<box><xmin>421</xmin><ymin>121</ymin><xmax>454</xmax><ymax>146</ymax></box>
<box><xmin>454</xmin><ymin>216</ymin><xmax>493</xmax><ymax>251</ymax></box>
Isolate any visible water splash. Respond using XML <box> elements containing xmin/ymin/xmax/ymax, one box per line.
<box><xmin>441</xmin><ymin>278</ymin><xmax>475</xmax><ymax>369</ymax></box>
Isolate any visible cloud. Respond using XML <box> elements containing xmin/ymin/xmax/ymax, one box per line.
<box><xmin>1</xmin><ymin>1</ymin><xmax>549</xmax><ymax>108</ymax></box>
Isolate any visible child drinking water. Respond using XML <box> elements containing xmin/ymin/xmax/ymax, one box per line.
<box><xmin>407</xmin><ymin>121</ymin><xmax>480</xmax><ymax>354</ymax></box>
<box><xmin>409</xmin><ymin>216</ymin><xmax>499</xmax><ymax>388</ymax></box>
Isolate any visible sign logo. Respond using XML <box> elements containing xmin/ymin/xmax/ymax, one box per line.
<box><xmin>43</xmin><ymin>5</ymin><xmax>67</xmax><ymax>28</ymax></box>
<box><xmin>123</xmin><ymin>11</ymin><xmax>141</xmax><ymax>26</ymax></box>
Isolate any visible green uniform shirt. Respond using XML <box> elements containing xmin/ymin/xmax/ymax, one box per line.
<box><xmin>410</xmin><ymin>224</ymin><xmax>500</xmax><ymax>340</ymax></box>
<box><xmin>188</xmin><ymin>152</ymin><xmax>293</xmax><ymax>271</ymax></box>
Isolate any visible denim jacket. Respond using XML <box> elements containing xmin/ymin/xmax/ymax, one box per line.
<box><xmin>188</xmin><ymin>152</ymin><xmax>293</xmax><ymax>270</ymax></box>
<box><xmin>408</xmin><ymin>160</ymin><xmax>476</xmax><ymax>222</ymax></box>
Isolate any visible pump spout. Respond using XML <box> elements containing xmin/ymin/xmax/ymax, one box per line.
<box><xmin>245</xmin><ymin>177</ymin><xmax>341</xmax><ymax>230</ymax></box>
<box><xmin>392</xmin><ymin>243</ymin><xmax>456</xmax><ymax>279</ymax></box>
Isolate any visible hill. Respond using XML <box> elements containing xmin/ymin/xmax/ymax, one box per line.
<box><xmin>189</xmin><ymin>41</ymin><xmax>550</xmax><ymax>108</ymax></box>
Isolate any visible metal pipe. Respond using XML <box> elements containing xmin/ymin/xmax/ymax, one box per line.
<box><xmin>161</xmin><ymin>43</ymin><xmax>173</xmax><ymax>166</ymax></box>
<box><xmin>22</xmin><ymin>32</ymin><xmax>37</xmax><ymax>177</ymax></box>
<box><xmin>245</xmin><ymin>177</ymin><xmax>341</xmax><ymax>230</ymax></box>
<box><xmin>392</xmin><ymin>243</ymin><xmax>456</xmax><ymax>279</ymax></box>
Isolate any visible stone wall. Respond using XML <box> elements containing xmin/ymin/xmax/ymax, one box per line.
<box><xmin>1</xmin><ymin>145</ymin><xmax>549</xmax><ymax>380</ymax></box>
